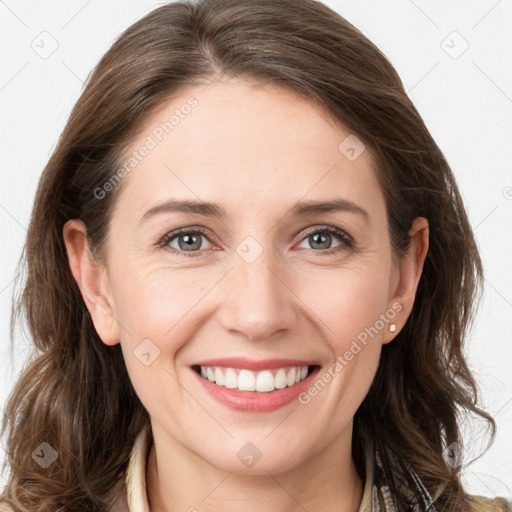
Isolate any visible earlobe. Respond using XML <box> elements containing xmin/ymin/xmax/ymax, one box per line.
<box><xmin>383</xmin><ymin>217</ymin><xmax>429</xmax><ymax>344</ymax></box>
<box><xmin>63</xmin><ymin>219</ymin><xmax>120</xmax><ymax>346</ymax></box>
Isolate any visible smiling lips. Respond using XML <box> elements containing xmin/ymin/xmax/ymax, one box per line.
<box><xmin>192</xmin><ymin>357</ymin><xmax>320</xmax><ymax>412</ymax></box>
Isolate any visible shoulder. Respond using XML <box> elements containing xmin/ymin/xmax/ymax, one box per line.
<box><xmin>468</xmin><ymin>494</ymin><xmax>512</xmax><ymax>512</ymax></box>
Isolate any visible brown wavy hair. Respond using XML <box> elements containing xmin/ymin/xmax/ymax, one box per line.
<box><xmin>0</xmin><ymin>0</ymin><xmax>503</xmax><ymax>510</ymax></box>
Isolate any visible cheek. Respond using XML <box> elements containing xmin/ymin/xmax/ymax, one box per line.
<box><xmin>113</xmin><ymin>275</ymin><xmax>205</xmax><ymax>449</ymax></box>
<box><xmin>110</xmin><ymin>262</ymin><xmax>210</xmax><ymax>360</ymax></box>
<box><xmin>293</xmin><ymin>260</ymin><xmax>391</xmax><ymax>418</ymax></box>
<box><xmin>112</xmin><ymin>267</ymin><xmax>196</xmax><ymax>404</ymax></box>
<box><xmin>294</xmin><ymin>267</ymin><xmax>388</xmax><ymax>436</ymax></box>
<box><xmin>298</xmin><ymin>260</ymin><xmax>393</xmax><ymax>349</ymax></box>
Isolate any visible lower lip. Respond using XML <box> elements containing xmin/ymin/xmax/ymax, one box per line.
<box><xmin>192</xmin><ymin>366</ymin><xmax>321</xmax><ymax>413</ymax></box>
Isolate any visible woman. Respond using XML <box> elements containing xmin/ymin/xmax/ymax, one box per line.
<box><xmin>1</xmin><ymin>0</ymin><xmax>510</xmax><ymax>510</ymax></box>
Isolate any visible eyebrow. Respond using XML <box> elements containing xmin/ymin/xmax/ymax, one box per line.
<box><xmin>139</xmin><ymin>198</ymin><xmax>369</xmax><ymax>224</ymax></box>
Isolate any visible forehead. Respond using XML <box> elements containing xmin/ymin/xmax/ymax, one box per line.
<box><xmin>112</xmin><ymin>78</ymin><xmax>384</xmax><ymax>222</ymax></box>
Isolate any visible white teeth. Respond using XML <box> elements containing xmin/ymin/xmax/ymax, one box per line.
<box><xmin>274</xmin><ymin>368</ymin><xmax>287</xmax><ymax>389</ymax></box>
<box><xmin>214</xmin><ymin>367</ymin><xmax>224</xmax><ymax>386</ymax></box>
<box><xmin>256</xmin><ymin>370</ymin><xmax>275</xmax><ymax>392</ymax></box>
<box><xmin>286</xmin><ymin>367</ymin><xmax>296</xmax><ymax>386</ymax></box>
<box><xmin>238</xmin><ymin>369</ymin><xmax>256</xmax><ymax>391</ymax></box>
<box><xmin>198</xmin><ymin>365</ymin><xmax>312</xmax><ymax>392</ymax></box>
<box><xmin>224</xmin><ymin>368</ymin><xmax>238</xmax><ymax>389</ymax></box>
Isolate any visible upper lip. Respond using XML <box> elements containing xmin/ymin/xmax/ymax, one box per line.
<box><xmin>193</xmin><ymin>357</ymin><xmax>319</xmax><ymax>371</ymax></box>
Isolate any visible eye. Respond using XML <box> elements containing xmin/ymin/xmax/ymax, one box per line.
<box><xmin>296</xmin><ymin>226</ymin><xmax>353</xmax><ymax>254</ymax></box>
<box><xmin>158</xmin><ymin>227</ymin><xmax>213</xmax><ymax>257</ymax></box>
<box><xmin>157</xmin><ymin>225</ymin><xmax>354</xmax><ymax>257</ymax></box>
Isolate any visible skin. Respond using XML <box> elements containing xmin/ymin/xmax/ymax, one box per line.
<box><xmin>64</xmin><ymin>78</ymin><xmax>429</xmax><ymax>512</ymax></box>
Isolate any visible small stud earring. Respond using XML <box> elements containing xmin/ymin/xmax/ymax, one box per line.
<box><xmin>389</xmin><ymin>323</ymin><xmax>397</xmax><ymax>333</ymax></box>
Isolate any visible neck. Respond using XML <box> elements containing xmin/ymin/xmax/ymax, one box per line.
<box><xmin>146</xmin><ymin>422</ymin><xmax>364</xmax><ymax>512</ymax></box>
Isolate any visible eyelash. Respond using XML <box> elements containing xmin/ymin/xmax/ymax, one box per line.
<box><xmin>157</xmin><ymin>225</ymin><xmax>354</xmax><ymax>258</ymax></box>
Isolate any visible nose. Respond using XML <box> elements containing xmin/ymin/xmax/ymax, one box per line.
<box><xmin>218</xmin><ymin>245</ymin><xmax>298</xmax><ymax>342</ymax></box>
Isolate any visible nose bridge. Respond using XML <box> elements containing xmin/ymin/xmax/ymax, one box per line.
<box><xmin>219</xmin><ymin>235</ymin><xmax>296</xmax><ymax>340</ymax></box>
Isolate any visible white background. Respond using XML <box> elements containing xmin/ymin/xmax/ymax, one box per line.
<box><xmin>1</xmin><ymin>0</ymin><xmax>511</xmax><ymax>500</ymax></box>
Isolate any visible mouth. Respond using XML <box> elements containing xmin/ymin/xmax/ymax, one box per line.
<box><xmin>191</xmin><ymin>364</ymin><xmax>319</xmax><ymax>393</ymax></box>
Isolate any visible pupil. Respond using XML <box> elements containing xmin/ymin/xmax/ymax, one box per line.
<box><xmin>179</xmin><ymin>234</ymin><xmax>200</xmax><ymax>251</ymax></box>
<box><xmin>311</xmin><ymin>233</ymin><xmax>330</xmax><ymax>249</ymax></box>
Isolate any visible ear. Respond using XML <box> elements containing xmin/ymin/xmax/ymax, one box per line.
<box><xmin>383</xmin><ymin>216</ymin><xmax>429</xmax><ymax>344</ymax></box>
<box><xmin>63</xmin><ymin>219</ymin><xmax>120</xmax><ymax>346</ymax></box>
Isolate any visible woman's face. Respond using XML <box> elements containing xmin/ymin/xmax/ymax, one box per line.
<box><xmin>66</xmin><ymin>78</ymin><xmax>427</xmax><ymax>474</ymax></box>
